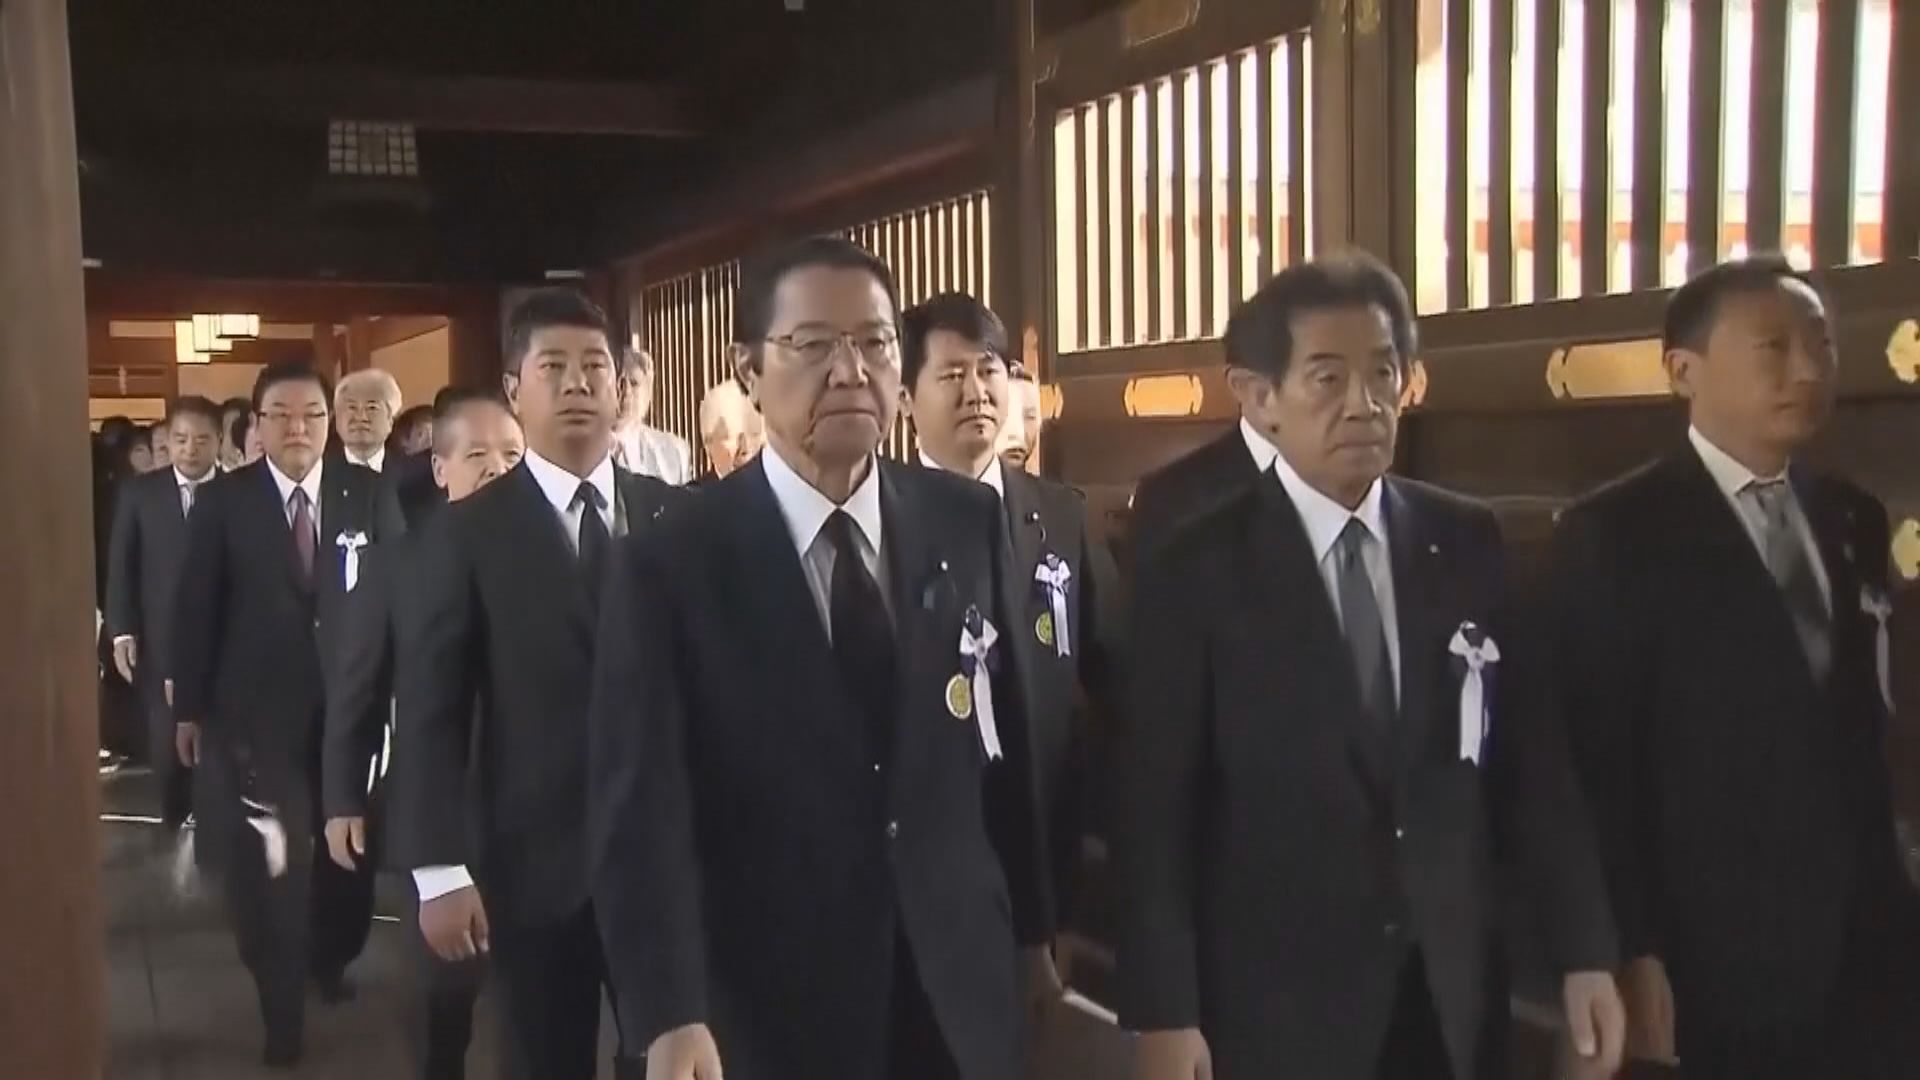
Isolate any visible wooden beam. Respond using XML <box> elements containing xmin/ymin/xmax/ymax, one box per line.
<box><xmin>1446</xmin><ymin>0</ymin><xmax>1472</xmax><ymax>307</ymax></box>
<box><xmin>1532</xmin><ymin>0</ymin><xmax>1562</xmax><ymax>301</ymax></box>
<box><xmin>81</xmin><ymin>65</ymin><xmax>710</xmax><ymax>138</ymax></box>
<box><xmin>1748</xmin><ymin>2</ymin><xmax>1791</xmax><ymax>253</ymax></box>
<box><xmin>1887</xmin><ymin>0</ymin><xmax>1920</xmax><ymax>257</ymax></box>
<box><xmin>1629</xmin><ymin>0</ymin><xmax>1665</xmax><ymax>289</ymax></box>
<box><xmin>1686</xmin><ymin>0</ymin><xmax>1727</xmax><ymax>276</ymax></box>
<box><xmin>1580</xmin><ymin>0</ymin><xmax>1613</xmax><ymax>295</ymax></box>
<box><xmin>83</xmin><ymin>272</ymin><xmax>494</xmax><ymax>323</ymax></box>
<box><xmin>1488</xmin><ymin>0</ymin><xmax>1515</xmax><ymax>306</ymax></box>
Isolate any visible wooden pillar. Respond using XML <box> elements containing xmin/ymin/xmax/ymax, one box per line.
<box><xmin>0</xmin><ymin>1</ymin><xmax>107</xmax><ymax>1075</ymax></box>
<box><xmin>993</xmin><ymin>0</ymin><xmax>1048</xmax><ymax>471</ymax></box>
<box><xmin>312</xmin><ymin>323</ymin><xmax>344</xmax><ymax>381</ymax></box>
<box><xmin>447</xmin><ymin>294</ymin><xmax>503</xmax><ymax>393</ymax></box>
<box><xmin>1312</xmin><ymin>0</ymin><xmax>1400</xmax><ymax>262</ymax></box>
<box><xmin>343</xmin><ymin>316</ymin><xmax>375</xmax><ymax>374</ymax></box>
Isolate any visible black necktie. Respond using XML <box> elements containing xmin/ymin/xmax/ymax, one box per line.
<box><xmin>824</xmin><ymin>511</ymin><xmax>896</xmax><ymax>759</ymax></box>
<box><xmin>575</xmin><ymin>480</ymin><xmax>610</xmax><ymax>600</ymax></box>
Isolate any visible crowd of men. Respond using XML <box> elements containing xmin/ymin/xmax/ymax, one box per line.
<box><xmin>93</xmin><ymin>236</ymin><xmax>1916</xmax><ymax>1080</ymax></box>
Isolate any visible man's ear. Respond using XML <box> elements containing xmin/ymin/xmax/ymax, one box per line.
<box><xmin>501</xmin><ymin>370</ymin><xmax>521</xmax><ymax>414</ymax></box>
<box><xmin>731</xmin><ymin>344</ymin><xmax>764</xmax><ymax>406</ymax></box>
<box><xmin>1225</xmin><ymin>365</ymin><xmax>1270</xmax><ymax>412</ymax></box>
<box><xmin>1666</xmin><ymin>347</ymin><xmax>1700</xmax><ymax>400</ymax></box>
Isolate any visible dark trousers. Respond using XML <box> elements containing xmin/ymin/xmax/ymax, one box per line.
<box><xmin>1375</xmin><ymin>952</ymin><xmax>1456</xmax><ymax>1080</ymax></box>
<box><xmin>886</xmin><ymin>932</ymin><xmax>960</xmax><ymax>1080</ymax></box>
<box><xmin>489</xmin><ymin>903</ymin><xmax>619</xmax><ymax>1080</ymax></box>
<box><xmin>141</xmin><ymin>690</ymin><xmax>193</xmax><ymax>826</ymax></box>
<box><xmin>221</xmin><ymin>762</ymin><xmax>375</xmax><ymax>1042</ymax></box>
<box><xmin>403</xmin><ymin>893</ymin><xmax>484</xmax><ymax>1080</ymax></box>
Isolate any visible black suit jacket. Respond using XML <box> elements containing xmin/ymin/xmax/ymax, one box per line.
<box><xmin>105</xmin><ymin>467</ymin><xmax>204</xmax><ymax>690</ymax></box>
<box><xmin>1000</xmin><ymin>468</ymin><xmax>1124</xmax><ymax>927</ymax></box>
<box><xmin>321</xmin><ymin>527</ymin><xmax>416</xmax><ymax>822</ymax></box>
<box><xmin>1127</xmin><ymin>425</ymin><xmax>1262</xmax><ymax>563</ymax></box>
<box><xmin>392</xmin><ymin>461</ymin><xmax>685</xmax><ymax>926</ymax></box>
<box><xmin>172</xmin><ymin>458</ymin><xmax>406</xmax><ymax>796</ymax></box>
<box><xmin>1116</xmin><ymin>474</ymin><xmax>1615</xmax><ymax>1080</ymax></box>
<box><xmin>1546</xmin><ymin>449</ymin><xmax>1920</xmax><ymax>1034</ymax></box>
<box><xmin>588</xmin><ymin>457</ymin><xmax>1050</xmax><ymax>1080</ymax></box>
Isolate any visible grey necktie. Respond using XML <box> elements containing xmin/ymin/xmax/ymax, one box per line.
<box><xmin>1336</xmin><ymin>518</ymin><xmax>1397</xmax><ymax>738</ymax></box>
<box><xmin>1743</xmin><ymin>480</ymin><xmax>1831</xmax><ymax>680</ymax></box>
<box><xmin>180</xmin><ymin>481</ymin><xmax>198</xmax><ymax>517</ymax></box>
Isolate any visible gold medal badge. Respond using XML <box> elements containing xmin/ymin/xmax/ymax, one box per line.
<box><xmin>945</xmin><ymin>674</ymin><xmax>973</xmax><ymax>720</ymax></box>
<box><xmin>1034</xmin><ymin>610</ymin><xmax>1055</xmax><ymax>648</ymax></box>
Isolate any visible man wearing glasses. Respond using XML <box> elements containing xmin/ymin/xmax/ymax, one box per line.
<box><xmin>171</xmin><ymin>359</ymin><xmax>406</xmax><ymax>1068</ymax></box>
<box><xmin>589</xmin><ymin>237</ymin><xmax>1055</xmax><ymax>1080</ymax></box>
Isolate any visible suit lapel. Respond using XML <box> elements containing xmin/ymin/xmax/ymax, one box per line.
<box><xmin>1791</xmin><ymin>466</ymin><xmax>1857</xmax><ymax>684</ymax></box>
<box><xmin>729</xmin><ymin>461</ymin><xmax>865</xmax><ymax>760</ymax></box>
<box><xmin>243</xmin><ymin>461</ymin><xmax>313</xmax><ymax>597</ymax></box>
<box><xmin>881</xmin><ymin>463</ymin><xmax>940</xmax><ymax>710</ymax></box>
<box><xmin>1666</xmin><ymin>451</ymin><xmax>1826</xmax><ymax>691</ymax></box>
<box><xmin>500</xmin><ymin>464</ymin><xmax>597</xmax><ymax>642</ymax></box>
<box><xmin>1383</xmin><ymin>480</ymin><xmax>1445</xmax><ymax>784</ymax></box>
<box><xmin>1001</xmin><ymin>472</ymin><xmax>1047</xmax><ymax>605</ymax></box>
<box><xmin>1247</xmin><ymin>481</ymin><xmax>1394</xmax><ymax>813</ymax></box>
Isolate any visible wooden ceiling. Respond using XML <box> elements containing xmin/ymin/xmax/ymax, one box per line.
<box><xmin>69</xmin><ymin>0</ymin><xmax>1000</xmax><ymax>283</ymax></box>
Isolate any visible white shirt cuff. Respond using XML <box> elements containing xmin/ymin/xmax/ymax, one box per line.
<box><xmin>112</xmin><ymin>634</ymin><xmax>133</xmax><ymax>647</ymax></box>
<box><xmin>412</xmin><ymin>865</ymin><xmax>475</xmax><ymax>902</ymax></box>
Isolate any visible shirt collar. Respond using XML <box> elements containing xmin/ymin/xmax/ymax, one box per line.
<box><xmin>265</xmin><ymin>456</ymin><xmax>324</xmax><ymax>510</ymax></box>
<box><xmin>917</xmin><ymin>451</ymin><xmax>1006</xmax><ymax>497</ymax></box>
<box><xmin>173</xmin><ymin>465</ymin><xmax>214</xmax><ymax>488</ymax></box>
<box><xmin>1270</xmin><ymin>449</ymin><xmax>1387</xmax><ymax>563</ymax></box>
<box><xmin>345</xmin><ymin>445</ymin><xmax>387</xmax><ymax>473</ymax></box>
<box><xmin>763</xmin><ymin>440</ymin><xmax>884</xmax><ymax>558</ymax></box>
<box><xmin>1240</xmin><ymin>416</ymin><xmax>1280</xmax><ymax>471</ymax></box>
<box><xmin>523</xmin><ymin>447</ymin><xmax>616</xmax><ymax>518</ymax></box>
<box><xmin>1688</xmin><ymin>425</ymin><xmax>1787</xmax><ymax>497</ymax></box>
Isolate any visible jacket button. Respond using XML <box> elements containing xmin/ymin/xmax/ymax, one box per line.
<box><xmin>1394</xmin><ymin>826</ymin><xmax>1407</xmax><ymax>840</ymax></box>
<box><xmin>1383</xmin><ymin>922</ymin><xmax>1402</xmax><ymax>939</ymax></box>
<box><xmin>886</xmin><ymin>821</ymin><xmax>900</xmax><ymax>839</ymax></box>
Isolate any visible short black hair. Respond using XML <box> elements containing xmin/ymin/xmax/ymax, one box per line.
<box><xmin>899</xmin><ymin>292</ymin><xmax>1010</xmax><ymax>389</ymax></box>
<box><xmin>165</xmin><ymin>395</ymin><xmax>222</xmax><ymax>430</ymax></box>
<box><xmin>1225</xmin><ymin>251</ymin><xmax>1417</xmax><ymax>381</ymax></box>
<box><xmin>219</xmin><ymin>396</ymin><xmax>250</xmax><ymax>418</ymax></box>
<box><xmin>1662</xmin><ymin>254</ymin><xmax>1820</xmax><ymax>354</ymax></box>
<box><xmin>250</xmin><ymin>359</ymin><xmax>333</xmax><ymax>415</ymax></box>
<box><xmin>392</xmin><ymin>403</ymin><xmax>433</xmax><ymax>439</ymax></box>
<box><xmin>504</xmin><ymin>289</ymin><xmax>611</xmax><ymax>374</ymax></box>
<box><xmin>430</xmin><ymin>386</ymin><xmax>514</xmax><ymax>456</ymax></box>
<box><xmin>228</xmin><ymin>410</ymin><xmax>252</xmax><ymax>450</ymax></box>
<box><xmin>733</xmin><ymin>236</ymin><xmax>901</xmax><ymax>373</ymax></box>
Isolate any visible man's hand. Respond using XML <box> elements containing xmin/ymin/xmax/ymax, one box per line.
<box><xmin>324</xmin><ymin>816</ymin><xmax>367</xmax><ymax>870</ymax></box>
<box><xmin>1134</xmin><ymin>1028</ymin><xmax>1212</xmax><ymax>1080</ymax></box>
<box><xmin>645</xmin><ymin>1024</ymin><xmax>723</xmax><ymax>1080</ymax></box>
<box><xmin>418</xmin><ymin>885</ymin><xmax>491</xmax><ymax>962</ymax></box>
<box><xmin>163</xmin><ymin>679</ymin><xmax>174</xmax><ymax>707</ymax></box>
<box><xmin>1562</xmin><ymin>970</ymin><xmax>1627</xmax><ymax>1078</ymax></box>
<box><xmin>1619</xmin><ymin>955</ymin><xmax>1677</xmax><ymax>1063</ymax></box>
<box><xmin>111</xmin><ymin>636</ymin><xmax>138</xmax><ymax>682</ymax></box>
<box><xmin>174</xmin><ymin>721</ymin><xmax>201</xmax><ymax>767</ymax></box>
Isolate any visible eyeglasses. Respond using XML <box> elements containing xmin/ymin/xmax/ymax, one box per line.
<box><xmin>765</xmin><ymin>330</ymin><xmax>900</xmax><ymax>369</ymax></box>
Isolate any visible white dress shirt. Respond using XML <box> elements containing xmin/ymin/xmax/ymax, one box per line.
<box><xmin>764</xmin><ymin>440</ymin><xmax>887</xmax><ymax>634</ymax></box>
<box><xmin>524</xmin><ymin>447</ymin><xmax>618</xmax><ymax>549</ymax></box>
<box><xmin>1687</xmin><ymin>426</ymin><xmax>1832</xmax><ymax>608</ymax></box>
<box><xmin>615</xmin><ymin>425</ymin><xmax>695</xmax><ymax>486</ymax></box>
<box><xmin>345</xmin><ymin>445</ymin><xmax>387</xmax><ymax>473</ymax></box>
<box><xmin>1240</xmin><ymin>416</ymin><xmax>1280</xmax><ymax>472</ymax></box>
<box><xmin>917</xmin><ymin>451</ymin><xmax>1006</xmax><ymax>498</ymax></box>
<box><xmin>415</xmin><ymin>447</ymin><xmax>619</xmax><ymax>903</ymax></box>
<box><xmin>1271</xmin><ymin>450</ymin><xmax>1402</xmax><ymax>699</ymax></box>
<box><xmin>266</xmin><ymin>457</ymin><xmax>324</xmax><ymax>540</ymax></box>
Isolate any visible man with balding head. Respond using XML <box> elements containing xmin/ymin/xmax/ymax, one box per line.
<box><xmin>696</xmin><ymin>378</ymin><xmax>764</xmax><ymax>482</ymax></box>
<box><xmin>336</xmin><ymin>369</ymin><xmax>403</xmax><ymax>473</ymax></box>
<box><xmin>613</xmin><ymin>347</ymin><xmax>695</xmax><ymax>486</ymax></box>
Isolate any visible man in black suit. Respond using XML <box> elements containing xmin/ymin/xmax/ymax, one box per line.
<box><xmin>1544</xmin><ymin>256</ymin><xmax>1920</xmax><ymax>1080</ymax></box>
<box><xmin>1127</xmin><ymin>310</ymin><xmax>1292</xmax><ymax>560</ymax></box>
<box><xmin>590</xmin><ymin>238</ymin><xmax>1054</xmax><ymax>1080</ymax></box>
<box><xmin>106</xmin><ymin>395</ymin><xmax>222</xmax><ymax>828</ymax></box>
<box><xmin>1118</xmin><ymin>255</ymin><xmax>1625</xmax><ymax>1080</ymax></box>
<box><xmin>900</xmin><ymin>292</ymin><xmax>1123</xmax><ymax>955</ymax></box>
<box><xmin>323</xmin><ymin>388</ymin><xmax>522</xmax><ymax>1080</ymax></box>
<box><xmin>393</xmin><ymin>290</ymin><xmax>684</xmax><ymax>1080</ymax></box>
<box><xmin>171</xmin><ymin>360</ymin><xmax>405</xmax><ymax>1066</ymax></box>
